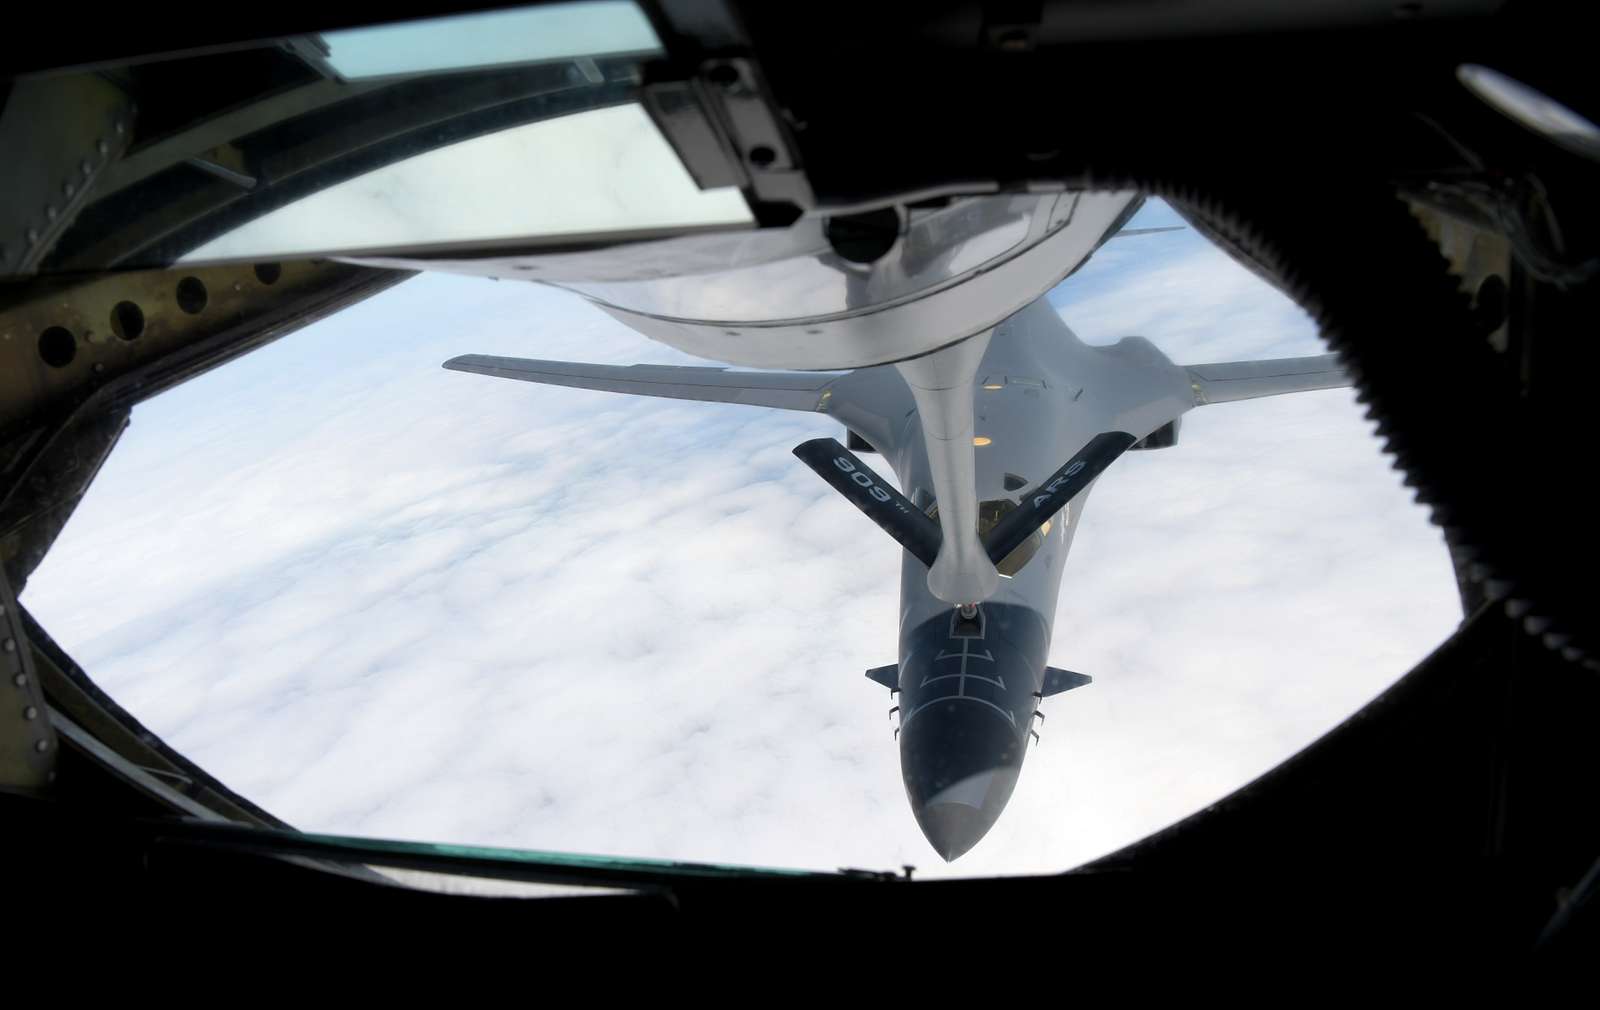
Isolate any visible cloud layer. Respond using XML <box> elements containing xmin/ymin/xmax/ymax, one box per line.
<box><xmin>24</xmin><ymin>200</ymin><xmax>1460</xmax><ymax>877</ymax></box>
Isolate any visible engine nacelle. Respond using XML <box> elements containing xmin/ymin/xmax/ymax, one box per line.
<box><xmin>1129</xmin><ymin>418</ymin><xmax>1180</xmax><ymax>450</ymax></box>
<box><xmin>846</xmin><ymin>429</ymin><xmax>878</xmax><ymax>454</ymax></box>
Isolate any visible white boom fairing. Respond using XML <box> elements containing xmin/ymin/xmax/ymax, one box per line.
<box><xmin>894</xmin><ymin>332</ymin><xmax>999</xmax><ymax>605</ymax></box>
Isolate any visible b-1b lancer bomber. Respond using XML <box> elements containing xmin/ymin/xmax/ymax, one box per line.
<box><xmin>445</xmin><ymin>194</ymin><xmax>1350</xmax><ymax>860</ymax></box>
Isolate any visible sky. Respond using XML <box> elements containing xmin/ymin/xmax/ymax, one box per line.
<box><xmin>22</xmin><ymin>199</ymin><xmax>1462</xmax><ymax>878</ymax></box>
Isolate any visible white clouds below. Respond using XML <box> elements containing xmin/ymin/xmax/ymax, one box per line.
<box><xmin>23</xmin><ymin>202</ymin><xmax>1459</xmax><ymax>878</ymax></box>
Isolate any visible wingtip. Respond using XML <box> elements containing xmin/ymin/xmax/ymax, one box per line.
<box><xmin>441</xmin><ymin>355</ymin><xmax>475</xmax><ymax>372</ymax></box>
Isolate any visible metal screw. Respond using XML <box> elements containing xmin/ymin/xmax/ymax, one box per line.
<box><xmin>81</xmin><ymin>160</ymin><xmax>93</xmax><ymax>177</ymax></box>
<box><xmin>708</xmin><ymin>63</ymin><xmax>742</xmax><ymax>91</ymax></box>
<box><xmin>26</xmin><ymin>227</ymin><xmax>40</xmax><ymax>245</ymax></box>
<box><xmin>12</xmin><ymin>674</ymin><xmax>25</xmax><ymax>687</ymax></box>
<box><xmin>23</xmin><ymin>706</ymin><xmax>37</xmax><ymax>720</ymax></box>
<box><xmin>3</xmin><ymin>637</ymin><xmax>15</xmax><ymax>652</ymax></box>
<box><xmin>34</xmin><ymin>739</ymin><xmax>48</xmax><ymax>753</ymax></box>
<box><xmin>114</xmin><ymin>119</ymin><xmax>127</xmax><ymax>135</ymax></box>
<box><xmin>62</xmin><ymin>181</ymin><xmax>75</xmax><ymax>198</ymax></box>
<box><xmin>97</xmin><ymin>138</ymin><xmax>110</xmax><ymax>155</ymax></box>
<box><xmin>45</xmin><ymin>204</ymin><xmax>58</xmax><ymax>221</ymax></box>
<box><xmin>92</xmin><ymin>362</ymin><xmax>105</xmax><ymax>374</ymax></box>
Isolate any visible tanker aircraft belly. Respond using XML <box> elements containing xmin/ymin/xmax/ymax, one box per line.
<box><xmin>445</xmin><ymin>296</ymin><xmax>1349</xmax><ymax>860</ymax></box>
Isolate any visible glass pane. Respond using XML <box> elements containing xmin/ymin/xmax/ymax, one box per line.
<box><xmin>319</xmin><ymin>2</ymin><xmax>662</xmax><ymax>79</ymax></box>
<box><xmin>179</xmin><ymin>104</ymin><xmax>752</xmax><ymax>263</ymax></box>
<box><xmin>923</xmin><ymin>498</ymin><xmax>1049</xmax><ymax>577</ymax></box>
<box><xmin>0</xmin><ymin>1</ymin><xmax>720</xmax><ymax>278</ymax></box>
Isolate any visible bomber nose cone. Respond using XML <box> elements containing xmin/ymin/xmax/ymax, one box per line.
<box><xmin>901</xmin><ymin>699</ymin><xmax>1026</xmax><ymax>861</ymax></box>
<box><xmin>897</xmin><ymin>602</ymin><xmax>1046</xmax><ymax>860</ymax></box>
<box><xmin>914</xmin><ymin>768</ymin><xmax>1021</xmax><ymax>861</ymax></box>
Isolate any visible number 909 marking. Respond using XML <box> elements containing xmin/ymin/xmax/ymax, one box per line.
<box><xmin>833</xmin><ymin>455</ymin><xmax>892</xmax><ymax>502</ymax></box>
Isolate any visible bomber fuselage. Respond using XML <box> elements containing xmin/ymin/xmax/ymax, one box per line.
<box><xmin>828</xmin><ymin>297</ymin><xmax>1193</xmax><ymax>859</ymax></box>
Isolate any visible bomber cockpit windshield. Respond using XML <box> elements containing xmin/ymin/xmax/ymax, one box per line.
<box><xmin>924</xmin><ymin>498</ymin><xmax>1055</xmax><ymax>577</ymax></box>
